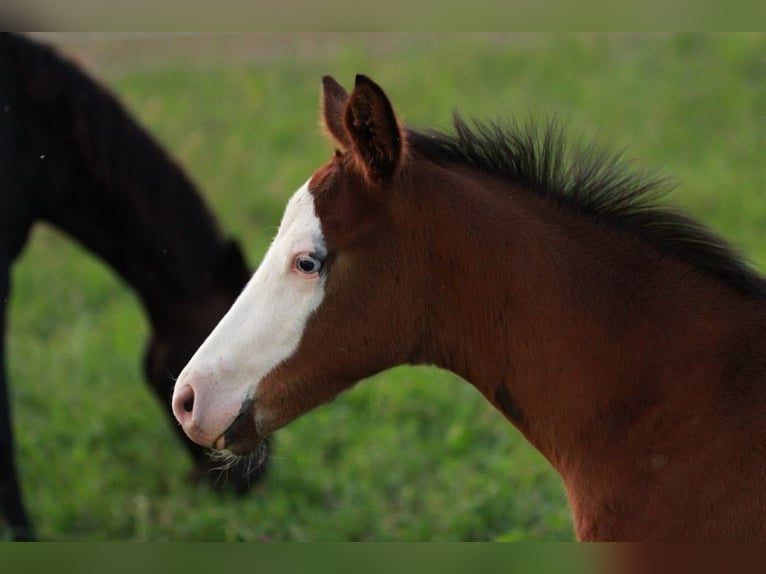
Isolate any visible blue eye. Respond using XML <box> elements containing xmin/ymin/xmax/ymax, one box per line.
<box><xmin>296</xmin><ymin>254</ymin><xmax>322</xmax><ymax>274</ymax></box>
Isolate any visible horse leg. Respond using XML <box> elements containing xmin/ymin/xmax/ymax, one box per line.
<box><xmin>0</xmin><ymin>262</ymin><xmax>33</xmax><ymax>541</ymax></box>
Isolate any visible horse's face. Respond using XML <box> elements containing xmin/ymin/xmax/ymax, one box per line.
<box><xmin>173</xmin><ymin>75</ymin><xmax>421</xmax><ymax>456</ymax></box>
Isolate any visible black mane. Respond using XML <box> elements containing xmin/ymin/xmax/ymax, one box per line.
<box><xmin>407</xmin><ymin>116</ymin><xmax>766</xmax><ymax>299</ymax></box>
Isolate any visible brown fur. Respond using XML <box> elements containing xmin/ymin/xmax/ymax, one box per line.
<box><xmin>252</xmin><ymin>75</ymin><xmax>766</xmax><ymax>540</ymax></box>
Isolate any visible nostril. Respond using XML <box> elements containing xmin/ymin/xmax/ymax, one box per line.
<box><xmin>173</xmin><ymin>384</ymin><xmax>196</xmax><ymax>424</ymax></box>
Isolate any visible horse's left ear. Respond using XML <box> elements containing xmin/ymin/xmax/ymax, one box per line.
<box><xmin>322</xmin><ymin>75</ymin><xmax>351</xmax><ymax>150</ymax></box>
<box><xmin>344</xmin><ymin>74</ymin><xmax>405</xmax><ymax>183</ymax></box>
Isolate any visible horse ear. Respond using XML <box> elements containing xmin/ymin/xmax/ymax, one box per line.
<box><xmin>321</xmin><ymin>76</ymin><xmax>351</xmax><ymax>150</ymax></box>
<box><xmin>343</xmin><ymin>74</ymin><xmax>405</xmax><ymax>182</ymax></box>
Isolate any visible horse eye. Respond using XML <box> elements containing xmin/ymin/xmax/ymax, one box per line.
<box><xmin>296</xmin><ymin>254</ymin><xmax>322</xmax><ymax>274</ymax></box>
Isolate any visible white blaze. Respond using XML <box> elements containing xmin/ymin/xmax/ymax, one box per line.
<box><xmin>172</xmin><ymin>179</ymin><xmax>326</xmax><ymax>446</ymax></box>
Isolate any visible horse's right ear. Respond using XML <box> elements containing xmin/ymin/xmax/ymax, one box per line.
<box><xmin>321</xmin><ymin>76</ymin><xmax>351</xmax><ymax>150</ymax></box>
<box><xmin>343</xmin><ymin>74</ymin><xmax>405</xmax><ymax>183</ymax></box>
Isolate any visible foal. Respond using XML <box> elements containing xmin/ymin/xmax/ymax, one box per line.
<box><xmin>173</xmin><ymin>74</ymin><xmax>766</xmax><ymax>541</ymax></box>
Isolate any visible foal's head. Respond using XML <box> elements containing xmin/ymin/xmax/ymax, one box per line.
<box><xmin>173</xmin><ymin>75</ymin><xmax>434</xmax><ymax>456</ymax></box>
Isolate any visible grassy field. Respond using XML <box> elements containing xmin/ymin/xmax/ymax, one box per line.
<box><xmin>5</xmin><ymin>33</ymin><xmax>766</xmax><ymax>541</ymax></box>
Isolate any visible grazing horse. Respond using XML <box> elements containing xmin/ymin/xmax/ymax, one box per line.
<box><xmin>172</xmin><ymin>74</ymin><xmax>766</xmax><ymax>541</ymax></box>
<box><xmin>0</xmin><ymin>34</ymin><xmax>269</xmax><ymax>541</ymax></box>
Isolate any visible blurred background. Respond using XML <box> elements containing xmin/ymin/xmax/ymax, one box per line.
<box><xmin>7</xmin><ymin>33</ymin><xmax>766</xmax><ymax>540</ymax></box>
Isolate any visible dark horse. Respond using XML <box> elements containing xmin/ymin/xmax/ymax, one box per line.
<box><xmin>174</xmin><ymin>74</ymin><xmax>766</xmax><ymax>541</ymax></box>
<box><xmin>0</xmin><ymin>34</ymin><xmax>268</xmax><ymax>541</ymax></box>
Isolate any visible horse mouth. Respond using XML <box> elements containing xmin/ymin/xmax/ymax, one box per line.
<box><xmin>218</xmin><ymin>397</ymin><xmax>263</xmax><ymax>456</ymax></box>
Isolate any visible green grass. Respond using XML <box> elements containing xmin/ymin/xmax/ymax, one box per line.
<box><xmin>5</xmin><ymin>33</ymin><xmax>766</xmax><ymax>540</ymax></box>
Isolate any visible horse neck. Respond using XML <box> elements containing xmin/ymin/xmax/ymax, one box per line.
<box><xmin>4</xmin><ymin>34</ymin><xmax>230</xmax><ymax>327</ymax></box>
<box><xmin>408</xmin><ymin>166</ymin><xmax>761</xmax><ymax>473</ymax></box>
<box><xmin>46</xmin><ymin>158</ymin><xmax>230</xmax><ymax>328</ymax></box>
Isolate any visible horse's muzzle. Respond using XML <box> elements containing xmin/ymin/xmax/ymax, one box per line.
<box><xmin>221</xmin><ymin>396</ymin><xmax>263</xmax><ymax>456</ymax></box>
